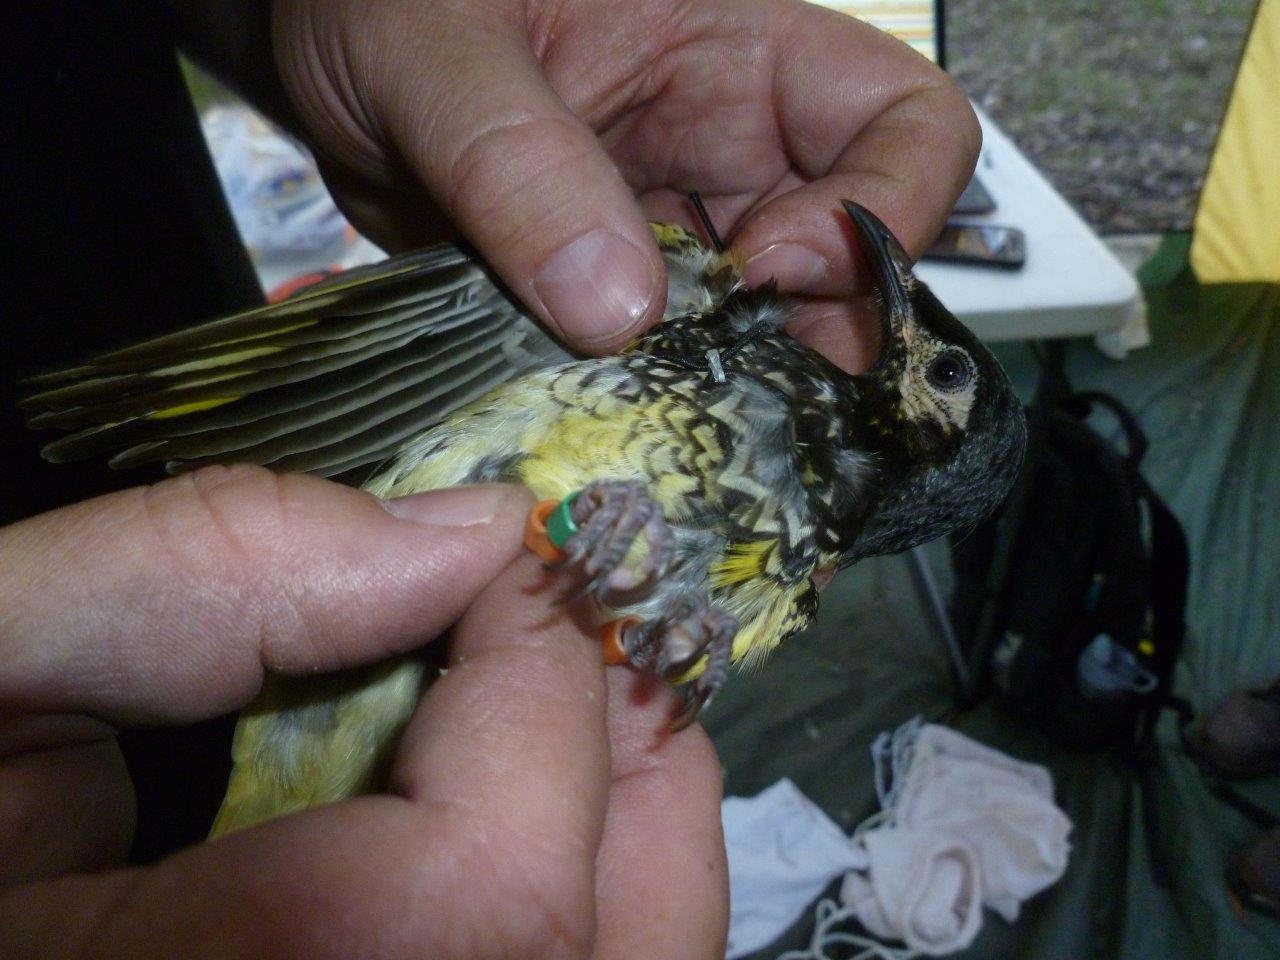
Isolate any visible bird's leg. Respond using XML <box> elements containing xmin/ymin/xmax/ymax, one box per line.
<box><xmin>560</xmin><ymin>480</ymin><xmax>674</xmax><ymax>599</ymax></box>
<box><xmin>548</xmin><ymin>480</ymin><xmax>738</xmax><ymax>727</ymax></box>
<box><xmin>617</xmin><ymin>592</ymin><xmax>739</xmax><ymax>730</ymax></box>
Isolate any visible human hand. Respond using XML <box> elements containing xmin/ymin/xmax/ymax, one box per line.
<box><xmin>0</xmin><ymin>467</ymin><xmax>727</xmax><ymax>958</ymax></box>
<box><xmin>269</xmin><ymin>0</ymin><xmax>979</xmax><ymax>368</ymax></box>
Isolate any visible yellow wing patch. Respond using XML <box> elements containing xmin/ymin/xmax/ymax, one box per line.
<box><xmin>150</xmin><ymin>396</ymin><xmax>239</xmax><ymax>419</ymax></box>
<box><xmin>154</xmin><ymin>345</ymin><xmax>284</xmax><ymax>376</ymax></box>
<box><xmin>729</xmin><ymin>582</ymin><xmax>811</xmax><ymax>667</ymax></box>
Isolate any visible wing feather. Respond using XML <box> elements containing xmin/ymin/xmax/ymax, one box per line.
<box><xmin>24</xmin><ymin>244</ymin><xmax>569</xmax><ymax>476</ymax></box>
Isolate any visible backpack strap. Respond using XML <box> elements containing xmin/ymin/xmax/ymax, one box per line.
<box><xmin>1137</xmin><ymin>475</ymin><xmax>1190</xmax><ymax>710</ymax></box>
<box><xmin>953</xmin><ymin>341</ymin><xmax>1068</xmax><ymax>702</ymax></box>
<box><xmin>1071</xmin><ymin>390</ymin><xmax>1150</xmax><ymax>470</ymax></box>
<box><xmin>1130</xmin><ymin>471</ymin><xmax>1196</xmax><ymax>887</ymax></box>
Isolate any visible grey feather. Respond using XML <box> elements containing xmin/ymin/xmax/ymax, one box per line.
<box><xmin>24</xmin><ymin>245</ymin><xmax>572</xmax><ymax>476</ymax></box>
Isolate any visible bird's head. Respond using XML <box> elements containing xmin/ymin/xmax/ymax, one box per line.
<box><xmin>836</xmin><ymin>201</ymin><xmax>1026</xmax><ymax>559</ymax></box>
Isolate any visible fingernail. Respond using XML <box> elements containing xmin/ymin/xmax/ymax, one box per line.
<box><xmin>744</xmin><ymin>243</ymin><xmax>830</xmax><ymax>291</ymax></box>
<box><xmin>533</xmin><ymin>229</ymin><xmax>659</xmax><ymax>345</ymax></box>
<box><xmin>382</xmin><ymin>484</ymin><xmax>520</xmax><ymax>527</ymax></box>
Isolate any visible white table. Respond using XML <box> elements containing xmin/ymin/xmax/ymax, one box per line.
<box><xmin>916</xmin><ymin>107</ymin><xmax>1148</xmax><ymax>355</ymax></box>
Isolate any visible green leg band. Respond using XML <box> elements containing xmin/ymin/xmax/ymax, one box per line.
<box><xmin>546</xmin><ymin>491</ymin><xmax>580</xmax><ymax>549</ymax></box>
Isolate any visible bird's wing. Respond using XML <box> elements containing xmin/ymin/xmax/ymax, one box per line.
<box><xmin>22</xmin><ymin>245</ymin><xmax>569</xmax><ymax>477</ymax></box>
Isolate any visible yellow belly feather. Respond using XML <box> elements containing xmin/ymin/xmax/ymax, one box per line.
<box><xmin>375</xmin><ymin>372</ymin><xmax>810</xmax><ymax>670</ymax></box>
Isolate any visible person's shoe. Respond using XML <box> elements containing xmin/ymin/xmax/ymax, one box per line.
<box><xmin>1228</xmin><ymin>827</ymin><xmax>1280</xmax><ymax>918</ymax></box>
<box><xmin>1188</xmin><ymin>678</ymin><xmax>1280</xmax><ymax>778</ymax></box>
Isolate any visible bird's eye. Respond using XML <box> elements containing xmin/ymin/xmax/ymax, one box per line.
<box><xmin>925</xmin><ymin>350</ymin><xmax>971</xmax><ymax>392</ymax></box>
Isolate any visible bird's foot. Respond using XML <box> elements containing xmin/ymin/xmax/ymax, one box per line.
<box><xmin>611</xmin><ymin>592</ymin><xmax>739</xmax><ymax>730</ymax></box>
<box><xmin>557</xmin><ymin>479</ymin><xmax>675</xmax><ymax>602</ymax></box>
<box><xmin>524</xmin><ymin>481</ymin><xmax>737</xmax><ymax>729</ymax></box>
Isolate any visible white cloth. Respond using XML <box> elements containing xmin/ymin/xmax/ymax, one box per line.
<box><xmin>722</xmin><ymin>779</ymin><xmax>862</xmax><ymax>959</ymax></box>
<box><xmin>721</xmin><ymin>721</ymin><xmax>1072</xmax><ymax>959</ymax></box>
<box><xmin>844</xmin><ymin>721</ymin><xmax>1075</xmax><ymax>942</ymax></box>
<box><xmin>838</xmin><ymin>829</ymin><xmax>982</xmax><ymax>954</ymax></box>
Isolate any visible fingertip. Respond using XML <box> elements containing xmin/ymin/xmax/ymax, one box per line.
<box><xmin>734</xmin><ymin>186</ymin><xmax>920</xmax><ymax>301</ymax></box>
<box><xmin>381</xmin><ymin>482</ymin><xmax>534</xmax><ymax>530</ymax></box>
<box><xmin>742</xmin><ymin>241</ymin><xmax>832</xmax><ymax>293</ymax></box>
<box><xmin>736</xmin><ymin>45</ymin><xmax>981</xmax><ymax>299</ymax></box>
<box><xmin>734</xmin><ymin>197</ymin><xmax>861</xmax><ymax>298</ymax></box>
<box><xmin>594</xmin><ymin>669</ymin><xmax>729</xmax><ymax>960</ymax></box>
<box><xmin>387</xmin><ymin>555</ymin><xmax>611</xmax><ymax>944</ymax></box>
<box><xmin>395</xmin><ymin>552</ymin><xmax>610</xmax><ymax>813</ymax></box>
<box><xmin>603</xmin><ymin>668</ymin><xmax>721</xmax><ymax>789</ymax></box>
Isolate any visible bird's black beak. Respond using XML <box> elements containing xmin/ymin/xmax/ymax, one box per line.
<box><xmin>841</xmin><ymin>200</ymin><xmax>914</xmax><ymax>357</ymax></box>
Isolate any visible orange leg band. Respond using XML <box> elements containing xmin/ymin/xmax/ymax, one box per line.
<box><xmin>601</xmin><ymin>617</ymin><xmax>642</xmax><ymax>666</ymax></box>
<box><xmin>524</xmin><ymin>500</ymin><xmax>567</xmax><ymax>563</ymax></box>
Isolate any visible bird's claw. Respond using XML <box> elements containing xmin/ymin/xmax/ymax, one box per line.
<box><xmin>615</xmin><ymin>591</ymin><xmax>738</xmax><ymax>730</ymax></box>
<box><xmin>545</xmin><ymin>480</ymin><xmax>737</xmax><ymax>729</ymax></box>
<box><xmin>560</xmin><ymin>480</ymin><xmax>674</xmax><ymax>602</ymax></box>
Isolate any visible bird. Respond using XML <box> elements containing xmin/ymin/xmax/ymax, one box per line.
<box><xmin>22</xmin><ymin>200</ymin><xmax>1026</xmax><ymax>836</ymax></box>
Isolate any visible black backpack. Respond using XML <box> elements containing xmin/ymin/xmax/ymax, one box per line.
<box><xmin>947</xmin><ymin>342</ymin><xmax>1190</xmax><ymax>751</ymax></box>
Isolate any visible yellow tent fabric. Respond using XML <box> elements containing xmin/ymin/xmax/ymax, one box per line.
<box><xmin>1191</xmin><ymin>0</ymin><xmax>1280</xmax><ymax>283</ymax></box>
<box><xmin>811</xmin><ymin>1</ymin><xmax>939</xmax><ymax>63</ymax></box>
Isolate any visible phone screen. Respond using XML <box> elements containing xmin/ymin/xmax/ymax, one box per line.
<box><xmin>923</xmin><ymin>224</ymin><xmax>1027</xmax><ymax>269</ymax></box>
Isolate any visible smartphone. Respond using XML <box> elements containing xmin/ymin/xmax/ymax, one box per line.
<box><xmin>951</xmin><ymin>175</ymin><xmax>997</xmax><ymax>215</ymax></box>
<box><xmin>922</xmin><ymin>223</ymin><xmax>1027</xmax><ymax>269</ymax></box>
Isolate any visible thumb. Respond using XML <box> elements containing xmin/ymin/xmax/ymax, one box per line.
<box><xmin>276</xmin><ymin>1</ymin><xmax>665</xmax><ymax>353</ymax></box>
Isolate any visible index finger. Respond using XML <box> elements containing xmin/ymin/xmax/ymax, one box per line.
<box><xmin>736</xmin><ymin>5</ymin><xmax>979</xmax><ymax>292</ymax></box>
<box><xmin>387</xmin><ymin>553</ymin><xmax>613</xmax><ymax>957</ymax></box>
<box><xmin>0</xmin><ymin>554</ymin><xmax>611</xmax><ymax>960</ymax></box>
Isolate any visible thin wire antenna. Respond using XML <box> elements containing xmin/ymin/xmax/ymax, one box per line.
<box><xmin>688</xmin><ymin>192</ymin><xmax>725</xmax><ymax>253</ymax></box>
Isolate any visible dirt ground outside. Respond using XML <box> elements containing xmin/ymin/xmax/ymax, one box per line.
<box><xmin>947</xmin><ymin>0</ymin><xmax>1257</xmax><ymax>233</ymax></box>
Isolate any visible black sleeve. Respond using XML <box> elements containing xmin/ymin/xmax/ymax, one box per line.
<box><xmin>1</xmin><ymin>1</ymin><xmax>263</xmax><ymax>863</ymax></box>
<box><xmin>0</xmin><ymin>0</ymin><xmax>263</xmax><ymax>522</ymax></box>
